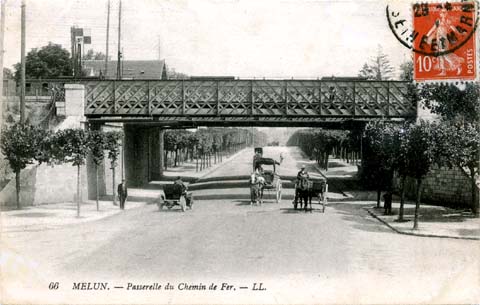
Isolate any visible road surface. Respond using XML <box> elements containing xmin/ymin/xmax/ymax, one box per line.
<box><xmin>1</xmin><ymin>146</ymin><xmax>479</xmax><ymax>304</ymax></box>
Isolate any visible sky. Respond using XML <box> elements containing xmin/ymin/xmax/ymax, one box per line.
<box><xmin>3</xmin><ymin>0</ymin><xmax>412</xmax><ymax>78</ymax></box>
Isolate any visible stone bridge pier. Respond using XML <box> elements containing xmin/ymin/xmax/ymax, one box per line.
<box><xmin>124</xmin><ymin>125</ymin><xmax>165</xmax><ymax>187</ymax></box>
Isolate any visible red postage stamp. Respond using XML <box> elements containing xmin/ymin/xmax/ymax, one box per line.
<box><xmin>412</xmin><ymin>2</ymin><xmax>477</xmax><ymax>81</ymax></box>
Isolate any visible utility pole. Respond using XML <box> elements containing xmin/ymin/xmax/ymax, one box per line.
<box><xmin>104</xmin><ymin>0</ymin><xmax>110</xmax><ymax>78</ymax></box>
<box><xmin>116</xmin><ymin>0</ymin><xmax>122</xmax><ymax>80</ymax></box>
<box><xmin>0</xmin><ymin>0</ymin><xmax>6</xmax><ymax>136</ymax></box>
<box><xmin>20</xmin><ymin>0</ymin><xmax>26</xmax><ymax>124</ymax></box>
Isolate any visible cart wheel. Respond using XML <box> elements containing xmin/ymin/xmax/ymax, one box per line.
<box><xmin>188</xmin><ymin>196</ymin><xmax>194</xmax><ymax>210</ymax></box>
<box><xmin>180</xmin><ymin>196</ymin><xmax>186</xmax><ymax>212</ymax></box>
<box><xmin>157</xmin><ymin>195</ymin><xmax>165</xmax><ymax>210</ymax></box>
<box><xmin>276</xmin><ymin>182</ymin><xmax>282</xmax><ymax>203</ymax></box>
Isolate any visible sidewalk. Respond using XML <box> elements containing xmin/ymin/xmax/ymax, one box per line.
<box><xmin>365</xmin><ymin>202</ymin><xmax>480</xmax><ymax>240</ymax></box>
<box><xmin>160</xmin><ymin>148</ymin><xmax>249</xmax><ymax>181</ymax></box>
<box><xmin>0</xmin><ymin>190</ymin><xmax>156</xmax><ymax>233</ymax></box>
<box><xmin>1</xmin><ymin>149</ymin><xmax>247</xmax><ymax>233</ymax></box>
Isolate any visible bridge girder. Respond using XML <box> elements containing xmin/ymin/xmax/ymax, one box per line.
<box><xmin>41</xmin><ymin>79</ymin><xmax>416</xmax><ymax>126</ymax></box>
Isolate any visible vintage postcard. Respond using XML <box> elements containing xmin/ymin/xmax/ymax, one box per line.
<box><xmin>0</xmin><ymin>0</ymin><xmax>479</xmax><ymax>304</ymax></box>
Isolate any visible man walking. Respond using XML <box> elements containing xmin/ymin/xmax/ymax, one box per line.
<box><xmin>117</xmin><ymin>179</ymin><xmax>128</xmax><ymax>210</ymax></box>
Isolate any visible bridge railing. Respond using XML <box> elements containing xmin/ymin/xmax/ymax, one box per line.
<box><xmin>26</xmin><ymin>79</ymin><xmax>416</xmax><ymax>118</ymax></box>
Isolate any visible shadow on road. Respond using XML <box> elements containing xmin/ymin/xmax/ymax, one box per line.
<box><xmin>329</xmin><ymin>202</ymin><xmax>393</xmax><ymax>234</ymax></box>
<box><xmin>234</xmin><ymin>200</ymin><xmax>253</xmax><ymax>206</ymax></box>
<box><xmin>279</xmin><ymin>207</ymin><xmax>325</xmax><ymax>214</ymax></box>
<box><xmin>10</xmin><ymin>212</ymin><xmax>56</xmax><ymax>218</ymax></box>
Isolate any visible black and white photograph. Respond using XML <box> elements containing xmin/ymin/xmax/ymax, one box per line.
<box><xmin>0</xmin><ymin>0</ymin><xmax>479</xmax><ymax>304</ymax></box>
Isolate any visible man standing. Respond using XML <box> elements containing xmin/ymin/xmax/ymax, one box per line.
<box><xmin>297</xmin><ymin>165</ymin><xmax>309</xmax><ymax>180</ymax></box>
<box><xmin>117</xmin><ymin>179</ymin><xmax>128</xmax><ymax>210</ymax></box>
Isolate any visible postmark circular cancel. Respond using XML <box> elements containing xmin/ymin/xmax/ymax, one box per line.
<box><xmin>387</xmin><ymin>1</ymin><xmax>479</xmax><ymax>57</ymax></box>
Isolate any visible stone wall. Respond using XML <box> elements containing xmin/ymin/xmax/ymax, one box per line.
<box><xmin>0</xmin><ymin>163</ymin><xmax>89</xmax><ymax>207</ymax></box>
<box><xmin>397</xmin><ymin>165</ymin><xmax>477</xmax><ymax>209</ymax></box>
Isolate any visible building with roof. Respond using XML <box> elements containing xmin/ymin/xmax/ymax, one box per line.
<box><xmin>83</xmin><ymin>59</ymin><xmax>168</xmax><ymax>80</ymax></box>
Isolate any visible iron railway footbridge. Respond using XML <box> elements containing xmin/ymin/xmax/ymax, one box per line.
<box><xmin>39</xmin><ymin>79</ymin><xmax>416</xmax><ymax>127</ymax></box>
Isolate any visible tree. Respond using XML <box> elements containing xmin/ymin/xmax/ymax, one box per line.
<box><xmin>3</xmin><ymin>67</ymin><xmax>13</xmax><ymax>79</ymax></box>
<box><xmin>399</xmin><ymin>61</ymin><xmax>413</xmax><ymax>82</ymax></box>
<box><xmin>362</xmin><ymin>121</ymin><xmax>398</xmax><ymax>207</ymax></box>
<box><xmin>420</xmin><ymin>83</ymin><xmax>480</xmax><ymax>124</ymax></box>
<box><xmin>0</xmin><ymin>123</ymin><xmax>40</xmax><ymax>209</ymax></box>
<box><xmin>406</xmin><ymin>121</ymin><xmax>436</xmax><ymax>230</ymax></box>
<box><xmin>358</xmin><ymin>45</ymin><xmax>395</xmax><ymax>80</ymax></box>
<box><xmin>83</xmin><ymin>49</ymin><xmax>107</xmax><ymax>60</ymax></box>
<box><xmin>438</xmin><ymin>122</ymin><xmax>480</xmax><ymax>216</ymax></box>
<box><xmin>166</xmin><ymin>67</ymin><xmax>188</xmax><ymax>79</ymax></box>
<box><xmin>395</xmin><ymin>124</ymin><xmax>410</xmax><ymax>222</ymax></box>
<box><xmin>14</xmin><ymin>42</ymin><xmax>72</xmax><ymax>81</ymax></box>
<box><xmin>104</xmin><ymin>131</ymin><xmax>123</xmax><ymax>206</ymax></box>
<box><xmin>52</xmin><ymin>128</ymin><xmax>89</xmax><ymax>217</ymax></box>
<box><xmin>87</xmin><ymin>130</ymin><xmax>106</xmax><ymax>211</ymax></box>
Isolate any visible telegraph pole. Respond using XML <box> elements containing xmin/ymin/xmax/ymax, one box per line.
<box><xmin>104</xmin><ymin>0</ymin><xmax>110</xmax><ymax>77</ymax></box>
<box><xmin>0</xmin><ymin>0</ymin><xmax>6</xmax><ymax>135</ymax></box>
<box><xmin>116</xmin><ymin>0</ymin><xmax>122</xmax><ymax>80</ymax></box>
<box><xmin>20</xmin><ymin>0</ymin><xmax>26</xmax><ymax>124</ymax></box>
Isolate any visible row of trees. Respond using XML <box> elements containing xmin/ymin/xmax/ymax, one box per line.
<box><xmin>288</xmin><ymin>129</ymin><xmax>361</xmax><ymax>171</ymax></box>
<box><xmin>164</xmin><ymin>128</ymin><xmax>254</xmax><ymax>171</ymax></box>
<box><xmin>362</xmin><ymin>119</ymin><xmax>479</xmax><ymax>227</ymax></box>
<box><xmin>0</xmin><ymin>122</ymin><xmax>122</xmax><ymax>215</ymax></box>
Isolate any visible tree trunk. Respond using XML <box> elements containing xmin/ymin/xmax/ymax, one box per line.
<box><xmin>470</xmin><ymin>171</ymin><xmax>478</xmax><ymax>217</ymax></box>
<box><xmin>95</xmin><ymin>165</ymin><xmax>99</xmax><ymax>211</ymax></box>
<box><xmin>77</xmin><ymin>165</ymin><xmax>81</xmax><ymax>217</ymax></box>
<box><xmin>15</xmin><ymin>170</ymin><xmax>20</xmax><ymax>209</ymax></box>
<box><xmin>164</xmin><ymin>151</ymin><xmax>168</xmax><ymax>170</ymax></box>
<box><xmin>112</xmin><ymin>164</ymin><xmax>117</xmax><ymax>206</ymax></box>
<box><xmin>325</xmin><ymin>152</ymin><xmax>329</xmax><ymax>171</ymax></box>
<box><xmin>398</xmin><ymin>175</ymin><xmax>406</xmax><ymax>221</ymax></box>
<box><xmin>196</xmin><ymin>152</ymin><xmax>199</xmax><ymax>172</ymax></box>
<box><xmin>376</xmin><ymin>189</ymin><xmax>381</xmax><ymax>208</ymax></box>
<box><xmin>413</xmin><ymin>178</ymin><xmax>422</xmax><ymax>230</ymax></box>
<box><xmin>174</xmin><ymin>149</ymin><xmax>178</xmax><ymax>167</ymax></box>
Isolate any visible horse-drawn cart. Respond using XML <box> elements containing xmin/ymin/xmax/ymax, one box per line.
<box><xmin>293</xmin><ymin>178</ymin><xmax>327</xmax><ymax>212</ymax></box>
<box><xmin>157</xmin><ymin>184</ymin><xmax>194</xmax><ymax>212</ymax></box>
<box><xmin>253</xmin><ymin>157</ymin><xmax>282</xmax><ymax>203</ymax></box>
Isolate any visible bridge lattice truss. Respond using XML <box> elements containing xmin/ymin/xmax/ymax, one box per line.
<box><xmin>80</xmin><ymin>80</ymin><xmax>414</xmax><ymax>122</ymax></box>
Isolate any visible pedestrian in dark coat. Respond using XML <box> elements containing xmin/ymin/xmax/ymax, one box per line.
<box><xmin>383</xmin><ymin>191</ymin><xmax>393</xmax><ymax>215</ymax></box>
<box><xmin>118</xmin><ymin>179</ymin><xmax>128</xmax><ymax>210</ymax></box>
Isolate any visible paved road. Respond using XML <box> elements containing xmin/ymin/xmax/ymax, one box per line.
<box><xmin>202</xmin><ymin>146</ymin><xmax>324</xmax><ymax>180</ymax></box>
<box><xmin>1</xmin><ymin>147</ymin><xmax>479</xmax><ymax>304</ymax></box>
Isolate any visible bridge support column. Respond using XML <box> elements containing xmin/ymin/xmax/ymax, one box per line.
<box><xmin>148</xmin><ymin>128</ymin><xmax>165</xmax><ymax>180</ymax></box>
<box><xmin>124</xmin><ymin>125</ymin><xmax>150</xmax><ymax>187</ymax></box>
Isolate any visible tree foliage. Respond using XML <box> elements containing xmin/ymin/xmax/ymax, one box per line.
<box><xmin>83</xmin><ymin>49</ymin><xmax>107</xmax><ymax>60</ymax></box>
<box><xmin>104</xmin><ymin>131</ymin><xmax>123</xmax><ymax>167</ymax></box>
<box><xmin>287</xmin><ymin>128</ymin><xmax>355</xmax><ymax>172</ymax></box>
<box><xmin>88</xmin><ymin>130</ymin><xmax>106</xmax><ymax>166</ymax></box>
<box><xmin>358</xmin><ymin>46</ymin><xmax>395</xmax><ymax>80</ymax></box>
<box><xmin>163</xmin><ymin>128</ymin><xmax>253</xmax><ymax>171</ymax></box>
<box><xmin>14</xmin><ymin>42</ymin><xmax>72</xmax><ymax>81</ymax></box>
<box><xmin>420</xmin><ymin>83</ymin><xmax>480</xmax><ymax>124</ymax></box>
<box><xmin>0</xmin><ymin>123</ymin><xmax>44</xmax><ymax>209</ymax></box>
<box><xmin>0</xmin><ymin>123</ymin><xmax>39</xmax><ymax>172</ymax></box>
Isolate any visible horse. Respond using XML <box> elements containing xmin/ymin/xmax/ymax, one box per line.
<box><xmin>294</xmin><ymin>177</ymin><xmax>313</xmax><ymax>212</ymax></box>
<box><xmin>250</xmin><ymin>174</ymin><xmax>265</xmax><ymax>206</ymax></box>
<box><xmin>294</xmin><ymin>178</ymin><xmax>326</xmax><ymax>212</ymax></box>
